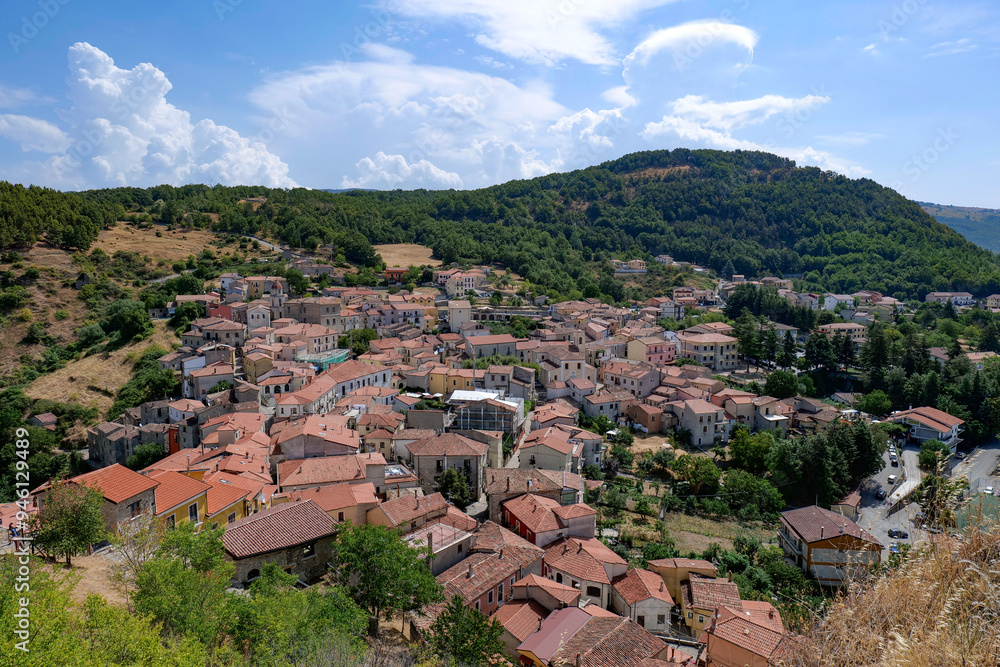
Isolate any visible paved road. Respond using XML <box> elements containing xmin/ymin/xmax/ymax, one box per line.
<box><xmin>859</xmin><ymin>443</ymin><xmax>925</xmax><ymax>548</ymax></box>
<box><xmin>951</xmin><ymin>438</ymin><xmax>1000</xmax><ymax>493</ymax></box>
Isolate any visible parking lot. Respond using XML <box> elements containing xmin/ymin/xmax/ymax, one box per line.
<box><xmin>855</xmin><ymin>443</ymin><xmax>925</xmax><ymax>549</ymax></box>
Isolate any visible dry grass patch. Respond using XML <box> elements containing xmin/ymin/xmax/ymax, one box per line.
<box><xmin>93</xmin><ymin>226</ymin><xmax>244</xmax><ymax>264</ymax></box>
<box><xmin>25</xmin><ymin>321</ymin><xmax>175</xmax><ymax>417</ymax></box>
<box><xmin>373</xmin><ymin>243</ymin><xmax>441</xmax><ymax>268</ymax></box>
<box><xmin>790</xmin><ymin>528</ymin><xmax>1000</xmax><ymax>666</ymax></box>
<box><xmin>64</xmin><ymin>553</ymin><xmax>127</xmax><ymax>607</ymax></box>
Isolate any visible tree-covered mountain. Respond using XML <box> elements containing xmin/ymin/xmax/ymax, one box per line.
<box><xmin>27</xmin><ymin>149</ymin><xmax>1000</xmax><ymax>300</ymax></box>
<box><xmin>0</xmin><ymin>181</ymin><xmax>116</xmax><ymax>250</ymax></box>
<box><xmin>920</xmin><ymin>201</ymin><xmax>1000</xmax><ymax>253</ymax></box>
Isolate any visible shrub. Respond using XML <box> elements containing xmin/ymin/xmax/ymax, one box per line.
<box><xmin>54</xmin><ymin>309</ymin><xmax>69</xmax><ymax>321</ymax></box>
<box><xmin>14</xmin><ymin>307</ymin><xmax>33</xmax><ymax>322</ymax></box>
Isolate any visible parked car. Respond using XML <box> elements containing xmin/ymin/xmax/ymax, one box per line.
<box><xmin>875</xmin><ymin>488</ymin><xmax>887</xmax><ymax>500</ymax></box>
<box><xmin>889</xmin><ymin>542</ymin><xmax>901</xmax><ymax>555</ymax></box>
<box><xmin>984</xmin><ymin>486</ymin><xmax>994</xmax><ymax>496</ymax></box>
<box><xmin>887</xmin><ymin>475</ymin><xmax>898</xmax><ymax>485</ymax></box>
<box><xmin>890</xmin><ymin>457</ymin><xmax>899</xmax><ymax>467</ymax></box>
<box><xmin>956</xmin><ymin>452</ymin><xmax>966</xmax><ymax>460</ymax></box>
<box><xmin>888</xmin><ymin>529</ymin><xmax>909</xmax><ymax>539</ymax></box>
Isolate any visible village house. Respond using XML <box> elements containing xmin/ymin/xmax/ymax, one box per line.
<box><xmin>778</xmin><ymin>506</ymin><xmax>882</xmax><ymax>586</ymax></box>
<box><xmin>501</xmin><ymin>493</ymin><xmax>596</xmax><ymax>546</ymax></box>
<box><xmin>31</xmin><ymin>464</ymin><xmax>159</xmax><ymax>533</ymax></box>
<box><xmin>675</xmin><ymin>332</ymin><xmax>739</xmax><ymax>372</ymax></box>
<box><xmin>609</xmin><ymin>568</ymin><xmax>675</xmax><ymax>634</ymax></box>
<box><xmin>627</xmin><ymin>336</ymin><xmax>677</xmax><ymax>365</ymax></box>
<box><xmin>703</xmin><ymin>601</ymin><xmax>793</xmax><ymax>667</ymax></box>
<box><xmin>542</xmin><ymin>536</ymin><xmax>629</xmax><ymax>608</ymax></box>
<box><xmin>888</xmin><ymin>405</ymin><xmax>965</xmax><ymax>452</ymax></box>
<box><xmin>285</xmin><ymin>481</ymin><xmax>378</xmax><ymax>524</ymax></box>
<box><xmin>404</xmin><ymin>433</ymin><xmax>490</xmax><ymax>495</ymax></box>
<box><xmin>223</xmin><ymin>499</ymin><xmax>337</xmax><ymax>585</ymax></box>
<box><xmin>679</xmin><ymin>574</ymin><xmax>743</xmax><ymax>637</ymax></box>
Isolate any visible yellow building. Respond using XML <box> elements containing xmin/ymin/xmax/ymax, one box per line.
<box><xmin>243</xmin><ymin>351</ymin><xmax>273</xmax><ymax>385</ymax></box>
<box><xmin>205</xmin><ymin>481</ymin><xmax>253</xmax><ymax>529</ymax></box>
<box><xmin>148</xmin><ymin>470</ymin><xmax>210</xmax><ymax>529</ymax></box>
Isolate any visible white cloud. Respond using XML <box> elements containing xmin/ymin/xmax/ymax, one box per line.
<box><xmin>624</xmin><ymin>20</ymin><xmax>759</xmax><ymax>71</ymax></box>
<box><xmin>386</xmin><ymin>0</ymin><xmax>679</xmax><ymax>65</ymax></box>
<box><xmin>666</xmin><ymin>94</ymin><xmax>829</xmax><ymax>132</ymax></box>
<box><xmin>251</xmin><ymin>43</ymin><xmax>570</xmax><ymax>188</ymax></box>
<box><xmin>549</xmin><ymin>108</ymin><xmax>624</xmax><ymax>150</ymax></box>
<box><xmin>642</xmin><ymin>93</ymin><xmax>868</xmax><ymax>178</ymax></box>
<box><xmin>601</xmin><ymin>86</ymin><xmax>638</xmax><ymax>108</ymax></box>
<box><xmin>2</xmin><ymin>43</ymin><xmax>296</xmax><ymax>190</ymax></box>
<box><xmin>473</xmin><ymin>55</ymin><xmax>512</xmax><ymax>70</ymax></box>
<box><xmin>925</xmin><ymin>38</ymin><xmax>979</xmax><ymax>57</ymax></box>
<box><xmin>863</xmin><ymin>42</ymin><xmax>881</xmax><ymax>55</ymax></box>
<box><xmin>0</xmin><ymin>115</ymin><xmax>69</xmax><ymax>153</ymax></box>
<box><xmin>341</xmin><ymin>151</ymin><xmax>462</xmax><ymax>189</ymax></box>
<box><xmin>0</xmin><ymin>84</ymin><xmax>49</xmax><ymax>108</ymax></box>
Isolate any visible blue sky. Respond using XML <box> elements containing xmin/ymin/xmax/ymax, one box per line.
<box><xmin>1</xmin><ymin>0</ymin><xmax>998</xmax><ymax>207</ymax></box>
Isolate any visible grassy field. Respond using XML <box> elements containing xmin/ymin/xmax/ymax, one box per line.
<box><xmin>373</xmin><ymin>243</ymin><xmax>441</xmax><ymax>268</ymax></box>
<box><xmin>93</xmin><ymin>226</ymin><xmax>247</xmax><ymax>264</ymax></box>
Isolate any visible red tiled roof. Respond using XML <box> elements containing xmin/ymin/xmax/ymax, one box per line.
<box><xmin>780</xmin><ymin>505</ymin><xmax>881</xmax><ymax>546</ymax></box>
<box><xmin>223</xmin><ymin>500</ymin><xmax>335</xmax><ymax>559</ymax></box>
<box><xmin>205</xmin><ymin>480</ymin><xmax>251</xmax><ymax>517</ymax></box>
<box><xmin>407</xmin><ymin>433</ymin><xmax>489</xmax><ymax>458</ymax></box>
<box><xmin>647</xmin><ymin>557</ymin><xmax>716</xmax><ymax>571</ymax></box>
<box><xmin>277</xmin><ymin>453</ymin><xmax>385</xmax><ymax>489</ymax></box>
<box><xmin>376</xmin><ymin>492</ymin><xmax>450</xmax><ymax>527</ymax></box>
<box><xmin>287</xmin><ymin>482</ymin><xmax>377</xmax><ymax>513</ymax></box>
<box><xmin>491</xmin><ymin>599</ymin><xmax>548</xmax><ymax>643</ymax></box>
<box><xmin>708</xmin><ymin>604</ymin><xmax>786</xmax><ymax>660</ymax></box>
<box><xmin>544</xmin><ymin>537</ymin><xmax>627</xmax><ymax>585</ymax></box>
<box><xmin>552</xmin><ymin>616</ymin><xmax>667</xmax><ymax>667</ymax></box>
<box><xmin>147</xmin><ymin>470</ymin><xmax>210</xmax><ymax>514</ymax></box>
<box><xmin>682</xmin><ymin>575</ymin><xmax>742</xmax><ymax>612</ymax></box>
<box><xmin>503</xmin><ymin>494</ymin><xmax>563</xmax><ymax>533</ymax></box>
<box><xmin>613</xmin><ymin>568</ymin><xmax>674</xmax><ymax>606</ymax></box>
<box><xmin>512</xmin><ymin>573</ymin><xmax>580</xmax><ymax>607</ymax></box>
<box><xmin>56</xmin><ymin>464</ymin><xmax>159</xmax><ymax>505</ymax></box>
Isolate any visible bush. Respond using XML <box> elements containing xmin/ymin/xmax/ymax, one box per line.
<box><xmin>14</xmin><ymin>307</ymin><xmax>33</xmax><ymax>322</ymax></box>
<box><xmin>54</xmin><ymin>309</ymin><xmax>69</xmax><ymax>321</ymax></box>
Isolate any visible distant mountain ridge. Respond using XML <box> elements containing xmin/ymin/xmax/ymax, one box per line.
<box><xmin>920</xmin><ymin>201</ymin><xmax>1000</xmax><ymax>253</ymax></box>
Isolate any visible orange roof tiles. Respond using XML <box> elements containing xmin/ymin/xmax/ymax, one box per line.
<box><xmin>147</xmin><ymin>470</ymin><xmax>210</xmax><ymax>514</ymax></box>
<box><xmin>612</xmin><ymin>568</ymin><xmax>674</xmax><ymax>606</ymax></box>
<box><xmin>60</xmin><ymin>463</ymin><xmax>159</xmax><ymax>504</ymax></box>
<box><xmin>223</xmin><ymin>500</ymin><xmax>335</xmax><ymax>559</ymax></box>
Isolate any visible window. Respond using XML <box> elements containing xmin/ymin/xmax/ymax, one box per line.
<box><xmin>529</xmin><ymin>455</ymin><xmax>536</xmax><ymax>465</ymax></box>
<box><xmin>166</xmin><ymin>516</ymin><xmax>176</xmax><ymax>529</ymax></box>
<box><xmin>212</xmin><ymin>522</ymin><xmax>219</xmax><ymax>529</ymax></box>
<box><xmin>657</xmin><ymin>615</ymin><xmax>665</xmax><ymax>625</ymax></box>
<box><xmin>227</xmin><ymin>512</ymin><xmax>236</xmax><ymax>524</ymax></box>
<box><xmin>571</xmin><ymin>580</ymin><xmax>580</xmax><ymax>589</ymax></box>
<box><xmin>128</xmin><ymin>501</ymin><xmax>141</xmax><ymax>517</ymax></box>
<box><xmin>586</xmin><ymin>586</ymin><xmax>600</xmax><ymax>597</ymax></box>
<box><xmin>556</xmin><ymin>573</ymin><xmax>563</xmax><ymax>584</ymax></box>
<box><xmin>457</xmin><ymin>543</ymin><xmax>463</xmax><ymax>553</ymax></box>
<box><xmin>188</xmin><ymin>504</ymin><xmax>199</xmax><ymax>522</ymax></box>
<box><xmin>698</xmin><ymin>615</ymin><xmax>705</xmax><ymax>624</ymax></box>
<box><xmin>687</xmin><ymin>612</ymin><xmax>694</xmax><ymax>619</ymax></box>
<box><xmin>436</xmin><ymin>460</ymin><xmax>443</xmax><ymax>472</ymax></box>
<box><xmin>488</xmin><ymin>590</ymin><xmax>494</xmax><ymax>604</ymax></box>
<box><xmin>637</xmin><ymin>615</ymin><xmax>645</xmax><ymax>627</ymax></box>
<box><xmin>303</xmin><ymin>543</ymin><xmax>316</xmax><ymax>558</ymax></box>
<box><xmin>497</xmin><ymin>583</ymin><xmax>504</xmax><ymax>601</ymax></box>
<box><xmin>338</xmin><ymin>511</ymin><xmax>345</xmax><ymax>522</ymax></box>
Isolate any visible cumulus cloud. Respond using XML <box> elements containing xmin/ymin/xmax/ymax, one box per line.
<box><xmin>386</xmin><ymin>0</ymin><xmax>679</xmax><ymax>65</ymax></box>
<box><xmin>251</xmin><ymin>43</ymin><xmax>568</xmax><ymax>189</ymax></box>
<box><xmin>0</xmin><ymin>84</ymin><xmax>50</xmax><ymax>108</ymax></box>
<box><xmin>342</xmin><ymin>151</ymin><xmax>462</xmax><ymax>189</ymax></box>
<box><xmin>3</xmin><ymin>43</ymin><xmax>295</xmax><ymax>190</ymax></box>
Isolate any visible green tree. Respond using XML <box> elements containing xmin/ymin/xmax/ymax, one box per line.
<box><xmin>207</xmin><ymin>379</ymin><xmax>233</xmax><ymax>394</ymax></box>
<box><xmin>427</xmin><ymin>595</ymin><xmax>507</xmax><ymax>667</ymax></box>
<box><xmin>727</xmin><ymin>427</ymin><xmax>774</xmax><ymax>475</ymax></box>
<box><xmin>918</xmin><ymin>439</ymin><xmax>951</xmax><ymax>469</ymax></box>
<box><xmin>764</xmin><ymin>369</ymin><xmax>799</xmax><ymax>399</ymax></box>
<box><xmin>610</xmin><ymin>443</ymin><xmax>635</xmax><ymax>470</ymax></box>
<box><xmin>722</xmin><ymin>469</ymin><xmax>784</xmax><ymax>519</ymax></box>
<box><xmin>101</xmin><ymin>299</ymin><xmax>153</xmax><ymax>343</ymax></box>
<box><xmin>329</xmin><ymin>522</ymin><xmax>444</xmax><ymax>637</ymax></box>
<box><xmin>338</xmin><ymin>327</ymin><xmax>379</xmax><ymax>356</ymax></box>
<box><xmin>669</xmin><ymin>454</ymin><xmax>722</xmax><ymax>496</ymax></box>
<box><xmin>435</xmin><ymin>468</ymin><xmax>474</xmax><ymax>511</ymax></box>
<box><xmin>133</xmin><ymin>522</ymin><xmax>234</xmax><ymax>646</ymax></box>
<box><xmin>778</xmin><ymin>330</ymin><xmax>797</xmax><ymax>369</ymax></box>
<box><xmin>30</xmin><ymin>481</ymin><xmax>107</xmax><ymax>566</ymax></box>
<box><xmin>760</xmin><ymin>324</ymin><xmax>780</xmax><ymax>367</ymax></box>
<box><xmin>857</xmin><ymin>390</ymin><xmax>892</xmax><ymax>416</ymax></box>
<box><xmin>285</xmin><ymin>268</ymin><xmax>310</xmax><ymax>294</ymax></box>
<box><xmin>125</xmin><ymin>442</ymin><xmax>167</xmax><ymax>470</ymax></box>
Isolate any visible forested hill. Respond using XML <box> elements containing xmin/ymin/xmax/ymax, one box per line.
<box><xmin>920</xmin><ymin>201</ymin><xmax>1000</xmax><ymax>254</ymax></box>
<box><xmin>18</xmin><ymin>149</ymin><xmax>1000</xmax><ymax>300</ymax></box>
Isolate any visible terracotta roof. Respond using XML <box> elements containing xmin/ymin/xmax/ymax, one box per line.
<box><xmin>512</xmin><ymin>573</ymin><xmax>581</xmax><ymax>607</ymax></box>
<box><xmin>612</xmin><ymin>568</ymin><xmax>674</xmax><ymax>606</ymax></box>
<box><xmin>491</xmin><ymin>599</ymin><xmax>549</xmax><ymax>643</ymax></box>
<box><xmin>544</xmin><ymin>537</ymin><xmax>627</xmax><ymax>585</ymax></box>
<box><xmin>277</xmin><ymin>453</ymin><xmax>385</xmax><ymax>489</ymax></box>
<box><xmin>147</xmin><ymin>470</ymin><xmax>210</xmax><ymax>514</ymax></box>
<box><xmin>205</xmin><ymin>480</ymin><xmax>252</xmax><ymax>517</ymax></box>
<box><xmin>287</xmin><ymin>482</ymin><xmax>378</xmax><ymax>513</ymax></box>
<box><xmin>708</xmin><ymin>604</ymin><xmax>786</xmax><ymax>660</ymax></box>
<box><xmin>436</xmin><ymin>549</ymin><xmax>537</xmax><ymax>602</ymax></box>
<box><xmin>892</xmin><ymin>405</ymin><xmax>964</xmax><ymax>431</ymax></box>
<box><xmin>407</xmin><ymin>433</ymin><xmax>489</xmax><ymax>458</ymax></box>
<box><xmin>647</xmin><ymin>557</ymin><xmax>716</xmax><ymax>571</ymax></box>
<box><xmin>780</xmin><ymin>505</ymin><xmax>881</xmax><ymax>546</ymax></box>
<box><xmin>485</xmin><ymin>469</ymin><xmax>582</xmax><ymax>496</ymax></box>
<box><xmin>52</xmin><ymin>464</ymin><xmax>159</xmax><ymax>505</ymax></box>
<box><xmin>224</xmin><ymin>500</ymin><xmax>335</xmax><ymax>559</ymax></box>
<box><xmin>551</xmin><ymin>616</ymin><xmax>667</xmax><ymax>667</ymax></box>
<box><xmin>376</xmin><ymin>492</ymin><xmax>450</xmax><ymax>527</ymax></box>
<box><xmin>682</xmin><ymin>575</ymin><xmax>742</xmax><ymax>612</ymax></box>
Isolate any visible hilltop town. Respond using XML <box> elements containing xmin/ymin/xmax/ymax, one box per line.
<box><xmin>6</xmin><ymin>233</ymin><xmax>1000</xmax><ymax>666</ymax></box>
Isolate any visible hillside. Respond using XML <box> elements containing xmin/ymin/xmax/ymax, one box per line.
<box><xmin>921</xmin><ymin>201</ymin><xmax>1000</xmax><ymax>253</ymax></box>
<box><xmin>74</xmin><ymin>150</ymin><xmax>1000</xmax><ymax>301</ymax></box>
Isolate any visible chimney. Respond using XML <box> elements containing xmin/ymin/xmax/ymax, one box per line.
<box><xmin>578</xmin><ymin>542</ymin><xmax>583</xmax><ymax>554</ymax></box>
<box><xmin>768</xmin><ymin>609</ymin><xmax>774</xmax><ymax>620</ymax></box>
<box><xmin>506</xmin><ymin>478</ymin><xmax>511</xmax><ymax>491</ymax></box>
<box><xmin>727</xmin><ymin>572</ymin><xmax>732</xmax><ymax>582</ymax></box>
<box><xmin>499</xmin><ymin>548</ymin><xmax>504</xmax><ymax>559</ymax></box>
<box><xmin>467</xmin><ymin>563</ymin><xmax>474</xmax><ymax>579</ymax></box>
<box><xmin>660</xmin><ymin>581</ymin><xmax>664</xmax><ymax>592</ymax></box>
<box><xmin>576</xmin><ymin>654</ymin><xmax>582</xmax><ymax>667</ymax></box>
<box><xmin>427</xmin><ymin>532</ymin><xmax>433</xmax><ymax>553</ymax></box>
<box><xmin>820</xmin><ymin>526</ymin><xmax>825</xmax><ymax>540</ymax></box>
